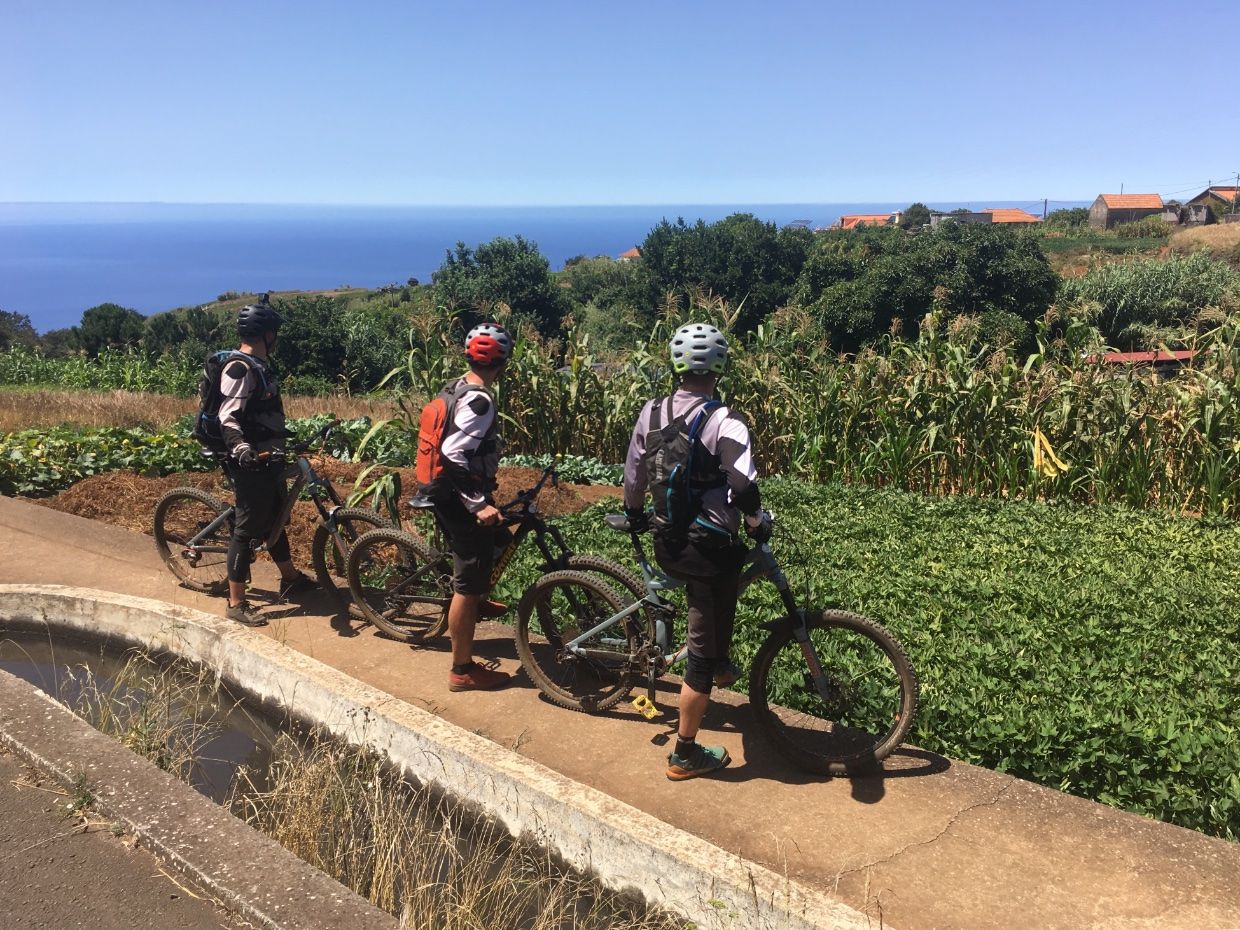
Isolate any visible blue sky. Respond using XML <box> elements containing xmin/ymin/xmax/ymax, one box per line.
<box><xmin>4</xmin><ymin>0</ymin><xmax>1237</xmax><ymax>205</ymax></box>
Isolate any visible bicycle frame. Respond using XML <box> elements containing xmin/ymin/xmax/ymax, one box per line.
<box><xmin>560</xmin><ymin>522</ymin><xmax>835</xmax><ymax>704</ymax></box>
<box><xmin>182</xmin><ymin>427</ymin><xmax>349</xmax><ymax>555</ymax></box>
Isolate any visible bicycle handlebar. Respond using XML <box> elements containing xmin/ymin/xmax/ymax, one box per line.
<box><xmin>498</xmin><ymin>462</ymin><xmax>559</xmax><ymax>515</ymax></box>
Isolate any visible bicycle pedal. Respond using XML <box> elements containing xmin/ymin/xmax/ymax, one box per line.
<box><xmin>631</xmin><ymin>694</ymin><xmax>662</xmax><ymax>720</ymax></box>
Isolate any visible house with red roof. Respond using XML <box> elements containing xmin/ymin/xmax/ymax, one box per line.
<box><xmin>617</xmin><ymin>246</ymin><xmax>642</xmax><ymax>262</ymax></box>
<box><xmin>982</xmin><ymin>207</ymin><xmax>1041</xmax><ymax>225</ymax></box>
<box><xmin>1088</xmin><ymin>193</ymin><xmax>1163</xmax><ymax>229</ymax></box>
<box><xmin>829</xmin><ymin>212</ymin><xmax>901</xmax><ymax>230</ymax></box>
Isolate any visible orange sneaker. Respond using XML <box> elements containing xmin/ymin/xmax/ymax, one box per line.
<box><xmin>448</xmin><ymin>662</ymin><xmax>512</xmax><ymax>692</ymax></box>
<box><xmin>478</xmin><ymin>599</ymin><xmax>510</xmax><ymax>618</ymax></box>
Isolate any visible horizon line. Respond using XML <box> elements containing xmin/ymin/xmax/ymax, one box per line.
<box><xmin>0</xmin><ymin>197</ymin><xmax>1093</xmax><ymax>209</ymax></box>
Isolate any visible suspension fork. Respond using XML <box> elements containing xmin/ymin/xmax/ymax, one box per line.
<box><xmin>755</xmin><ymin>543</ymin><xmax>834</xmax><ymax>701</ymax></box>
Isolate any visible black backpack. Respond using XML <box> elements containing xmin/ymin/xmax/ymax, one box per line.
<box><xmin>646</xmin><ymin>395</ymin><xmax>725</xmax><ymax>538</ymax></box>
<box><xmin>191</xmin><ymin>350</ymin><xmax>268</xmax><ymax>452</ymax></box>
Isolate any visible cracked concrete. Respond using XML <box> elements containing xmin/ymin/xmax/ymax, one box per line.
<box><xmin>3</xmin><ymin>496</ymin><xmax>1240</xmax><ymax>929</ymax></box>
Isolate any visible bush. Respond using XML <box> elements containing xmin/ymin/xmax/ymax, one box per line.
<box><xmin>1059</xmin><ymin>252</ymin><xmax>1240</xmax><ymax>347</ymax></box>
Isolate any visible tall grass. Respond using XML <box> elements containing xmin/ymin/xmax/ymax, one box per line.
<box><xmin>236</xmin><ymin>735</ymin><xmax>681</xmax><ymax>930</ymax></box>
<box><xmin>0</xmin><ymin>346</ymin><xmax>201</xmax><ymax>395</ymax></box>
<box><xmin>37</xmin><ymin>643</ymin><xmax>681</xmax><ymax>930</ymax></box>
<box><xmin>367</xmin><ymin>298</ymin><xmax>1240</xmax><ymax>518</ymax></box>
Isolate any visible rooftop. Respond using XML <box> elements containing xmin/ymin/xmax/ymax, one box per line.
<box><xmin>982</xmin><ymin>208</ymin><xmax>1041</xmax><ymax>224</ymax></box>
<box><xmin>1098</xmin><ymin>193</ymin><xmax>1163</xmax><ymax>209</ymax></box>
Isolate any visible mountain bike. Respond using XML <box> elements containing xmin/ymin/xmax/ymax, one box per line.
<box><xmin>514</xmin><ymin>513</ymin><xmax>919</xmax><ymax>775</ymax></box>
<box><xmin>344</xmin><ymin>464</ymin><xmax>647</xmax><ymax>644</ymax></box>
<box><xmin>152</xmin><ymin>421</ymin><xmax>390</xmax><ymax>604</ymax></box>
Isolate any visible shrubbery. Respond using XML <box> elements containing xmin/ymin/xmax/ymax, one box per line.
<box><xmin>1059</xmin><ymin>252</ymin><xmax>1240</xmax><ymax>348</ymax></box>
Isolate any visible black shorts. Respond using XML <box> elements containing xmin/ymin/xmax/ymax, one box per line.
<box><xmin>433</xmin><ymin>492</ymin><xmax>511</xmax><ymax>596</ymax></box>
<box><xmin>228</xmin><ymin>464</ymin><xmax>289</xmax><ymax>543</ymax></box>
<box><xmin>654</xmin><ymin>532</ymin><xmax>746</xmax><ymax>660</ymax></box>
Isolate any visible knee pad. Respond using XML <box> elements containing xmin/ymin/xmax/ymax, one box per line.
<box><xmin>684</xmin><ymin>652</ymin><xmax>716</xmax><ymax>695</ymax></box>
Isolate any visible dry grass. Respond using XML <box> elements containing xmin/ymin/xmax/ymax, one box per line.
<box><xmin>44</xmin><ymin>642</ymin><xmax>679</xmax><ymax>930</ymax></box>
<box><xmin>0</xmin><ymin>387</ymin><xmax>399</xmax><ymax>433</ymax></box>
<box><xmin>1169</xmin><ymin>223</ymin><xmax>1240</xmax><ymax>264</ymax></box>
<box><xmin>235</xmin><ymin>734</ymin><xmax>681</xmax><ymax>930</ymax></box>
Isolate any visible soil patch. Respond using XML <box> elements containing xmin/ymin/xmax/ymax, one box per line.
<box><xmin>26</xmin><ymin>460</ymin><xmax>621</xmax><ymax>569</ymax></box>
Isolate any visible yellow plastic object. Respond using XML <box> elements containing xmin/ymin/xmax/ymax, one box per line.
<box><xmin>631</xmin><ymin>694</ymin><xmax>662</xmax><ymax>719</ymax></box>
<box><xmin>1033</xmin><ymin>427</ymin><xmax>1070</xmax><ymax>478</ymax></box>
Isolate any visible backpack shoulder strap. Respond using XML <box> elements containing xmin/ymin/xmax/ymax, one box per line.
<box><xmin>687</xmin><ymin>399</ymin><xmax>723</xmax><ymax>441</ymax></box>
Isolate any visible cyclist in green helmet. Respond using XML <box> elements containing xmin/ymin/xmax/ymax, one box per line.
<box><xmin>623</xmin><ymin>322</ymin><xmax>771</xmax><ymax>780</ymax></box>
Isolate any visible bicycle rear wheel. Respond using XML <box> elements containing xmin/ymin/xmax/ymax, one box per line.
<box><xmin>311</xmin><ymin>506</ymin><xmax>393</xmax><ymax>607</ymax></box>
<box><xmin>346</xmin><ymin>528</ymin><xmax>451</xmax><ymax>643</ymax></box>
<box><xmin>153</xmin><ymin>488</ymin><xmax>233</xmax><ymax>595</ymax></box>
<box><xmin>748</xmin><ymin>610</ymin><xmax>918</xmax><ymax>775</ymax></box>
<box><xmin>515</xmin><ymin>570</ymin><xmax>635</xmax><ymax>713</ymax></box>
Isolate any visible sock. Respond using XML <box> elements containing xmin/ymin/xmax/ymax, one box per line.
<box><xmin>675</xmin><ymin>735</ymin><xmax>696</xmax><ymax>758</ymax></box>
<box><xmin>452</xmin><ymin>662</ymin><xmax>475</xmax><ymax>675</ymax></box>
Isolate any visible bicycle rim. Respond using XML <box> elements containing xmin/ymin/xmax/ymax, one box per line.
<box><xmin>348</xmin><ymin>529</ymin><xmax>450</xmax><ymax>643</ymax></box>
<box><xmin>312</xmin><ymin>507</ymin><xmax>391</xmax><ymax>606</ymax></box>
<box><xmin>515</xmin><ymin>570</ymin><xmax>635</xmax><ymax>713</ymax></box>
<box><xmin>153</xmin><ymin>489</ymin><xmax>231</xmax><ymax>595</ymax></box>
<box><xmin>749</xmin><ymin>610</ymin><xmax>917</xmax><ymax>775</ymax></box>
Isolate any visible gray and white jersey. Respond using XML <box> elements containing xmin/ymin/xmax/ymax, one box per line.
<box><xmin>440</xmin><ymin>379</ymin><xmax>500</xmax><ymax>513</ymax></box>
<box><xmin>624</xmin><ymin>388</ymin><xmax>760</xmax><ymax>536</ymax></box>
<box><xmin>218</xmin><ymin>354</ymin><xmax>284</xmax><ymax>455</ymax></box>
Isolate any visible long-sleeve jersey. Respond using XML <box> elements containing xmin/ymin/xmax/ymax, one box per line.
<box><xmin>218</xmin><ymin>353</ymin><xmax>285</xmax><ymax>455</ymax></box>
<box><xmin>439</xmin><ymin>378</ymin><xmax>501</xmax><ymax>513</ymax></box>
<box><xmin>624</xmin><ymin>388</ymin><xmax>760</xmax><ymax>536</ymax></box>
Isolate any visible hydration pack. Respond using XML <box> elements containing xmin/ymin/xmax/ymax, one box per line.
<box><xmin>191</xmin><ymin>351</ymin><xmax>268</xmax><ymax>452</ymax></box>
<box><xmin>415</xmin><ymin>380</ymin><xmax>491</xmax><ymax>486</ymax></box>
<box><xmin>646</xmin><ymin>395</ymin><xmax>725</xmax><ymax>538</ymax></box>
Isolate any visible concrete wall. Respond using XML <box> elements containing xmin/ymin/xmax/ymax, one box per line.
<box><xmin>0</xmin><ymin>585</ymin><xmax>875</xmax><ymax>930</ymax></box>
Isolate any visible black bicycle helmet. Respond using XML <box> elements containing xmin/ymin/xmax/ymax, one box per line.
<box><xmin>236</xmin><ymin>294</ymin><xmax>284</xmax><ymax>338</ymax></box>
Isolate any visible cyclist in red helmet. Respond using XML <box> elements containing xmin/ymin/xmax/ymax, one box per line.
<box><xmin>424</xmin><ymin>322</ymin><xmax>515</xmax><ymax>691</ymax></box>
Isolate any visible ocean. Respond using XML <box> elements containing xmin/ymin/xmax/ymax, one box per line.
<box><xmin>0</xmin><ymin>201</ymin><xmax>1081</xmax><ymax>332</ymax></box>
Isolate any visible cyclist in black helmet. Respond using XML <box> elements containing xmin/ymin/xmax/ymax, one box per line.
<box><xmin>219</xmin><ymin>294</ymin><xmax>315</xmax><ymax>626</ymax></box>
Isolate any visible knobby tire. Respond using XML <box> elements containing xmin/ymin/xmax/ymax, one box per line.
<box><xmin>748</xmin><ymin>609</ymin><xmax>918</xmax><ymax>775</ymax></box>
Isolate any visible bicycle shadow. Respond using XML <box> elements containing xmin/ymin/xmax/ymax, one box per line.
<box><xmin>467</xmin><ymin>634</ymin><xmax>953</xmax><ymax>799</ymax></box>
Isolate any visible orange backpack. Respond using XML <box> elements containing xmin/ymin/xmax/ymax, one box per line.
<box><xmin>415</xmin><ymin>381</ymin><xmax>484</xmax><ymax>485</ymax></box>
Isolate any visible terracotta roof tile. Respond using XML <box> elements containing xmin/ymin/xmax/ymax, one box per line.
<box><xmin>1099</xmin><ymin>194</ymin><xmax>1163</xmax><ymax>209</ymax></box>
<box><xmin>982</xmin><ymin>208</ymin><xmax>1041</xmax><ymax>224</ymax></box>
<box><xmin>835</xmin><ymin>213</ymin><xmax>898</xmax><ymax>230</ymax></box>
<box><xmin>1206</xmin><ymin>187</ymin><xmax>1240</xmax><ymax>203</ymax></box>
<box><xmin>618</xmin><ymin>247</ymin><xmax>641</xmax><ymax>259</ymax></box>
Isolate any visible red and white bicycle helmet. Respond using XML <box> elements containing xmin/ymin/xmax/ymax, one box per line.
<box><xmin>464</xmin><ymin>322</ymin><xmax>513</xmax><ymax>366</ymax></box>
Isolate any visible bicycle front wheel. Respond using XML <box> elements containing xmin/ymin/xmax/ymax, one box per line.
<box><xmin>748</xmin><ymin>610</ymin><xmax>918</xmax><ymax>775</ymax></box>
<box><xmin>153</xmin><ymin>488</ymin><xmax>233</xmax><ymax>595</ymax></box>
<box><xmin>311</xmin><ymin>506</ymin><xmax>393</xmax><ymax>607</ymax></box>
<box><xmin>346</xmin><ymin>528</ymin><xmax>451</xmax><ymax>643</ymax></box>
<box><xmin>515</xmin><ymin>570</ymin><xmax>635</xmax><ymax>713</ymax></box>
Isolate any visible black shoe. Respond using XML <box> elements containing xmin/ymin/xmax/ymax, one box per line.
<box><xmin>226</xmin><ymin>600</ymin><xmax>267</xmax><ymax>627</ymax></box>
<box><xmin>279</xmin><ymin>570</ymin><xmax>318</xmax><ymax>598</ymax></box>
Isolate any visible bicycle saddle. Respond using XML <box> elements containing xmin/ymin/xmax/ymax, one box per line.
<box><xmin>406</xmin><ymin>495</ymin><xmax>436</xmax><ymax>510</ymax></box>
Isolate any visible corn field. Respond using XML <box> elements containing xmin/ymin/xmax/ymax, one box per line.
<box><xmin>375</xmin><ymin>299</ymin><xmax>1240</xmax><ymax>518</ymax></box>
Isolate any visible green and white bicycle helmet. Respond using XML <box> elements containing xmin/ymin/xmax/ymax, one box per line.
<box><xmin>669</xmin><ymin>322</ymin><xmax>729</xmax><ymax>375</ymax></box>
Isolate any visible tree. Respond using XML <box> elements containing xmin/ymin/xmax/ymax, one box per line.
<box><xmin>271</xmin><ymin>295</ymin><xmax>349</xmax><ymax>390</ymax></box>
<box><xmin>38</xmin><ymin>327</ymin><xmax>80</xmax><ymax>358</ymax></box>
<box><xmin>899</xmin><ymin>203</ymin><xmax>932</xmax><ymax>229</ymax></box>
<box><xmin>794</xmin><ymin>223</ymin><xmax>1058</xmax><ymax>350</ymax></box>
<box><xmin>143</xmin><ymin>305</ymin><xmax>231</xmax><ymax>361</ymax></box>
<box><xmin>77</xmin><ymin>303</ymin><xmax>145</xmax><ymax>357</ymax></box>
<box><xmin>638</xmin><ymin>214</ymin><xmax>812</xmax><ymax>331</ymax></box>
<box><xmin>1045</xmin><ymin>207</ymin><xmax>1089</xmax><ymax>228</ymax></box>
<box><xmin>432</xmin><ymin>235</ymin><xmax>567</xmax><ymax>336</ymax></box>
<box><xmin>0</xmin><ymin>310</ymin><xmax>38</xmax><ymax>350</ymax></box>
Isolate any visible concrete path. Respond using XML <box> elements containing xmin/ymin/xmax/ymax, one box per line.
<box><xmin>2</xmin><ymin>496</ymin><xmax>1238</xmax><ymax>930</ymax></box>
<box><xmin>0</xmin><ymin>748</ymin><xmax>246</xmax><ymax>930</ymax></box>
